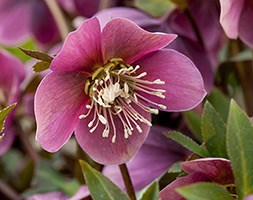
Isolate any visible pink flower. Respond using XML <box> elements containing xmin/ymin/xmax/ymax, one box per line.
<box><xmin>0</xmin><ymin>49</ymin><xmax>25</xmax><ymax>155</ymax></box>
<box><xmin>219</xmin><ymin>0</ymin><xmax>253</xmax><ymax>48</ymax></box>
<box><xmin>159</xmin><ymin>158</ymin><xmax>234</xmax><ymax>200</ymax></box>
<box><xmin>35</xmin><ymin>17</ymin><xmax>206</xmax><ymax>164</ymax></box>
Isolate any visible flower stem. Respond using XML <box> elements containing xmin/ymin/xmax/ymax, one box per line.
<box><xmin>44</xmin><ymin>0</ymin><xmax>69</xmax><ymax>40</ymax></box>
<box><xmin>119</xmin><ymin>163</ymin><xmax>136</xmax><ymax>200</ymax></box>
<box><xmin>0</xmin><ymin>180</ymin><xmax>20</xmax><ymax>200</ymax></box>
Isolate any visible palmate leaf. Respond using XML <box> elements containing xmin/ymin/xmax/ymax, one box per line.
<box><xmin>79</xmin><ymin>160</ymin><xmax>130</xmax><ymax>200</ymax></box>
<box><xmin>201</xmin><ymin>101</ymin><xmax>227</xmax><ymax>158</ymax></box>
<box><xmin>227</xmin><ymin>100</ymin><xmax>253</xmax><ymax>200</ymax></box>
<box><xmin>177</xmin><ymin>182</ymin><xmax>233</xmax><ymax>200</ymax></box>
<box><xmin>0</xmin><ymin>103</ymin><xmax>16</xmax><ymax>134</ymax></box>
<box><xmin>166</xmin><ymin>131</ymin><xmax>209</xmax><ymax>157</ymax></box>
<box><xmin>140</xmin><ymin>181</ymin><xmax>159</xmax><ymax>200</ymax></box>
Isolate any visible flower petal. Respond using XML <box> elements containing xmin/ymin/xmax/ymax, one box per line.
<box><xmin>74</xmin><ymin>0</ymin><xmax>100</xmax><ymax>18</ymax></box>
<box><xmin>103</xmin><ymin>125</ymin><xmax>188</xmax><ymax>191</ymax></box>
<box><xmin>51</xmin><ymin>17</ymin><xmax>103</xmax><ymax>73</ymax></box>
<box><xmin>68</xmin><ymin>185</ymin><xmax>89</xmax><ymax>200</ymax></box>
<box><xmin>27</xmin><ymin>191</ymin><xmax>68</xmax><ymax>200</ymax></box>
<box><xmin>159</xmin><ymin>172</ymin><xmax>209</xmax><ymax>200</ymax></box>
<box><xmin>238</xmin><ymin>2</ymin><xmax>253</xmax><ymax>48</ymax></box>
<box><xmin>75</xmin><ymin>102</ymin><xmax>151</xmax><ymax>165</ymax></box>
<box><xmin>95</xmin><ymin>7</ymin><xmax>161</xmax><ymax>30</ymax></box>
<box><xmin>101</xmin><ymin>18</ymin><xmax>176</xmax><ymax>64</ymax></box>
<box><xmin>180</xmin><ymin>158</ymin><xmax>234</xmax><ymax>185</ymax></box>
<box><xmin>0</xmin><ymin>0</ymin><xmax>31</xmax><ymax>46</ymax></box>
<box><xmin>219</xmin><ymin>0</ymin><xmax>244</xmax><ymax>39</ymax></box>
<box><xmin>134</xmin><ymin>49</ymin><xmax>206</xmax><ymax>112</ymax></box>
<box><xmin>35</xmin><ymin>72</ymin><xmax>88</xmax><ymax>152</ymax></box>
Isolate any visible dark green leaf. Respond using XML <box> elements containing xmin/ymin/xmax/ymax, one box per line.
<box><xmin>0</xmin><ymin>103</ymin><xmax>16</xmax><ymax>134</ymax></box>
<box><xmin>140</xmin><ymin>181</ymin><xmax>159</xmax><ymax>200</ymax></box>
<box><xmin>207</xmin><ymin>88</ymin><xmax>230</xmax><ymax>121</ymax></box>
<box><xmin>33</xmin><ymin>61</ymin><xmax>50</xmax><ymax>73</ymax></box>
<box><xmin>165</xmin><ymin>131</ymin><xmax>209</xmax><ymax>157</ymax></box>
<box><xmin>183</xmin><ymin>111</ymin><xmax>202</xmax><ymax>141</ymax></box>
<box><xmin>19</xmin><ymin>47</ymin><xmax>53</xmax><ymax>63</ymax></box>
<box><xmin>134</xmin><ymin>0</ymin><xmax>175</xmax><ymax>17</ymax></box>
<box><xmin>177</xmin><ymin>182</ymin><xmax>233</xmax><ymax>200</ymax></box>
<box><xmin>79</xmin><ymin>160</ymin><xmax>130</xmax><ymax>200</ymax></box>
<box><xmin>201</xmin><ymin>101</ymin><xmax>227</xmax><ymax>158</ymax></box>
<box><xmin>227</xmin><ymin>100</ymin><xmax>253</xmax><ymax>200</ymax></box>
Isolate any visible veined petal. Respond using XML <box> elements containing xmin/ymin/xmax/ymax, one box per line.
<box><xmin>102</xmin><ymin>18</ymin><xmax>176</xmax><ymax>64</ymax></box>
<box><xmin>219</xmin><ymin>0</ymin><xmax>244</xmax><ymax>39</ymax></box>
<box><xmin>103</xmin><ymin>125</ymin><xmax>188</xmax><ymax>191</ymax></box>
<box><xmin>51</xmin><ymin>17</ymin><xmax>103</xmax><ymax>73</ymax></box>
<box><xmin>159</xmin><ymin>172</ymin><xmax>209</xmax><ymax>200</ymax></box>
<box><xmin>180</xmin><ymin>158</ymin><xmax>234</xmax><ymax>185</ymax></box>
<box><xmin>35</xmin><ymin>72</ymin><xmax>88</xmax><ymax>152</ymax></box>
<box><xmin>238</xmin><ymin>2</ymin><xmax>253</xmax><ymax>48</ymax></box>
<box><xmin>75</xmin><ymin>102</ymin><xmax>151</xmax><ymax>165</ymax></box>
<box><xmin>133</xmin><ymin>49</ymin><xmax>206</xmax><ymax>112</ymax></box>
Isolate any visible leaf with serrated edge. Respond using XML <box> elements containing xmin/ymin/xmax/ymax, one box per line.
<box><xmin>166</xmin><ymin>131</ymin><xmax>209</xmax><ymax>157</ymax></box>
<box><xmin>0</xmin><ymin>103</ymin><xmax>16</xmax><ymax>133</ymax></box>
<box><xmin>79</xmin><ymin>160</ymin><xmax>130</xmax><ymax>200</ymax></box>
<box><xmin>176</xmin><ymin>182</ymin><xmax>233</xmax><ymax>200</ymax></box>
<box><xmin>19</xmin><ymin>47</ymin><xmax>53</xmax><ymax>63</ymax></box>
<box><xmin>227</xmin><ymin>100</ymin><xmax>253</xmax><ymax>200</ymax></box>
<box><xmin>201</xmin><ymin>101</ymin><xmax>227</xmax><ymax>158</ymax></box>
<box><xmin>140</xmin><ymin>181</ymin><xmax>159</xmax><ymax>200</ymax></box>
<box><xmin>33</xmin><ymin>61</ymin><xmax>50</xmax><ymax>73</ymax></box>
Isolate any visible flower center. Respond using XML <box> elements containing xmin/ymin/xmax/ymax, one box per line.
<box><xmin>79</xmin><ymin>58</ymin><xmax>166</xmax><ymax>143</ymax></box>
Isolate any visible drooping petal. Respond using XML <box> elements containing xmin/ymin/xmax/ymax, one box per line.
<box><xmin>103</xmin><ymin>125</ymin><xmax>188</xmax><ymax>191</ymax></box>
<box><xmin>0</xmin><ymin>0</ymin><xmax>31</xmax><ymax>46</ymax></box>
<box><xmin>159</xmin><ymin>172</ymin><xmax>209</xmax><ymax>200</ymax></box>
<box><xmin>95</xmin><ymin>7</ymin><xmax>161</xmax><ymax>30</ymax></box>
<box><xmin>180</xmin><ymin>158</ymin><xmax>234</xmax><ymax>185</ymax></box>
<box><xmin>238</xmin><ymin>2</ymin><xmax>253</xmax><ymax>48</ymax></box>
<box><xmin>219</xmin><ymin>0</ymin><xmax>244</xmax><ymax>39</ymax></box>
<box><xmin>51</xmin><ymin>17</ymin><xmax>103</xmax><ymax>73</ymax></box>
<box><xmin>75</xmin><ymin>102</ymin><xmax>151</xmax><ymax>165</ymax></box>
<box><xmin>30</xmin><ymin>1</ymin><xmax>59</xmax><ymax>44</ymax></box>
<box><xmin>35</xmin><ymin>72</ymin><xmax>88</xmax><ymax>152</ymax></box>
<box><xmin>101</xmin><ymin>18</ymin><xmax>176</xmax><ymax>64</ymax></box>
<box><xmin>133</xmin><ymin>49</ymin><xmax>206</xmax><ymax>112</ymax></box>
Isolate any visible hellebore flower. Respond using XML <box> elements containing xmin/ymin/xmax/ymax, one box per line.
<box><xmin>0</xmin><ymin>49</ymin><xmax>25</xmax><ymax>155</ymax></box>
<box><xmin>35</xmin><ymin>17</ymin><xmax>206</xmax><ymax>164</ymax></box>
<box><xmin>103</xmin><ymin>125</ymin><xmax>188</xmax><ymax>191</ymax></box>
<box><xmin>219</xmin><ymin>0</ymin><xmax>253</xmax><ymax>48</ymax></box>
<box><xmin>159</xmin><ymin>158</ymin><xmax>234</xmax><ymax>200</ymax></box>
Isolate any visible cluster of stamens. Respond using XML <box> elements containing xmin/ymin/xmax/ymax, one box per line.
<box><xmin>79</xmin><ymin>58</ymin><xmax>166</xmax><ymax>143</ymax></box>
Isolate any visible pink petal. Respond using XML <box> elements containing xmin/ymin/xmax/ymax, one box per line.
<box><xmin>245</xmin><ymin>195</ymin><xmax>253</xmax><ymax>200</ymax></box>
<box><xmin>75</xmin><ymin>102</ymin><xmax>151</xmax><ymax>165</ymax></box>
<box><xmin>238</xmin><ymin>2</ymin><xmax>253</xmax><ymax>48</ymax></box>
<box><xmin>74</xmin><ymin>0</ymin><xmax>100</xmax><ymax>18</ymax></box>
<box><xmin>180</xmin><ymin>158</ymin><xmax>234</xmax><ymax>185</ymax></box>
<box><xmin>26</xmin><ymin>191</ymin><xmax>68</xmax><ymax>200</ymax></box>
<box><xmin>35</xmin><ymin>72</ymin><xmax>88</xmax><ymax>152</ymax></box>
<box><xmin>159</xmin><ymin>172</ymin><xmax>209</xmax><ymax>200</ymax></box>
<box><xmin>51</xmin><ymin>17</ymin><xmax>103</xmax><ymax>73</ymax></box>
<box><xmin>103</xmin><ymin>125</ymin><xmax>188</xmax><ymax>191</ymax></box>
<box><xmin>219</xmin><ymin>0</ymin><xmax>244</xmax><ymax>39</ymax></box>
<box><xmin>133</xmin><ymin>49</ymin><xmax>206</xmax><ymax>112</ymax></box>
<box><xmin>101</xmin><ymin>18</ymin><xmax>176</xmax><ymax>64</ymax></box>
<box><xmin>95</xmin><ymin>7</ymin><xmax>161</xmax><ymax>30</ymax></box>
<box><xmin>0</xmin><ymin>0</ymin><xmax>31</xmax><ymax>46</ymax></box>
<box><xmin>68</xmin><ymin>185</ymin><xmax>89</xmax><ymax>200</ymax></box>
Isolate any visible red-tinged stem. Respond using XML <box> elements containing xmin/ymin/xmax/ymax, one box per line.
<box><xmin>119</xmin><ymin>163</ymin><xmax>136</xmax><ymax>200</ymax></box>
<box><xmin>44</xmin><ymin>0</ymin><xmax>69</xmax><ymax>40</ymax></box>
